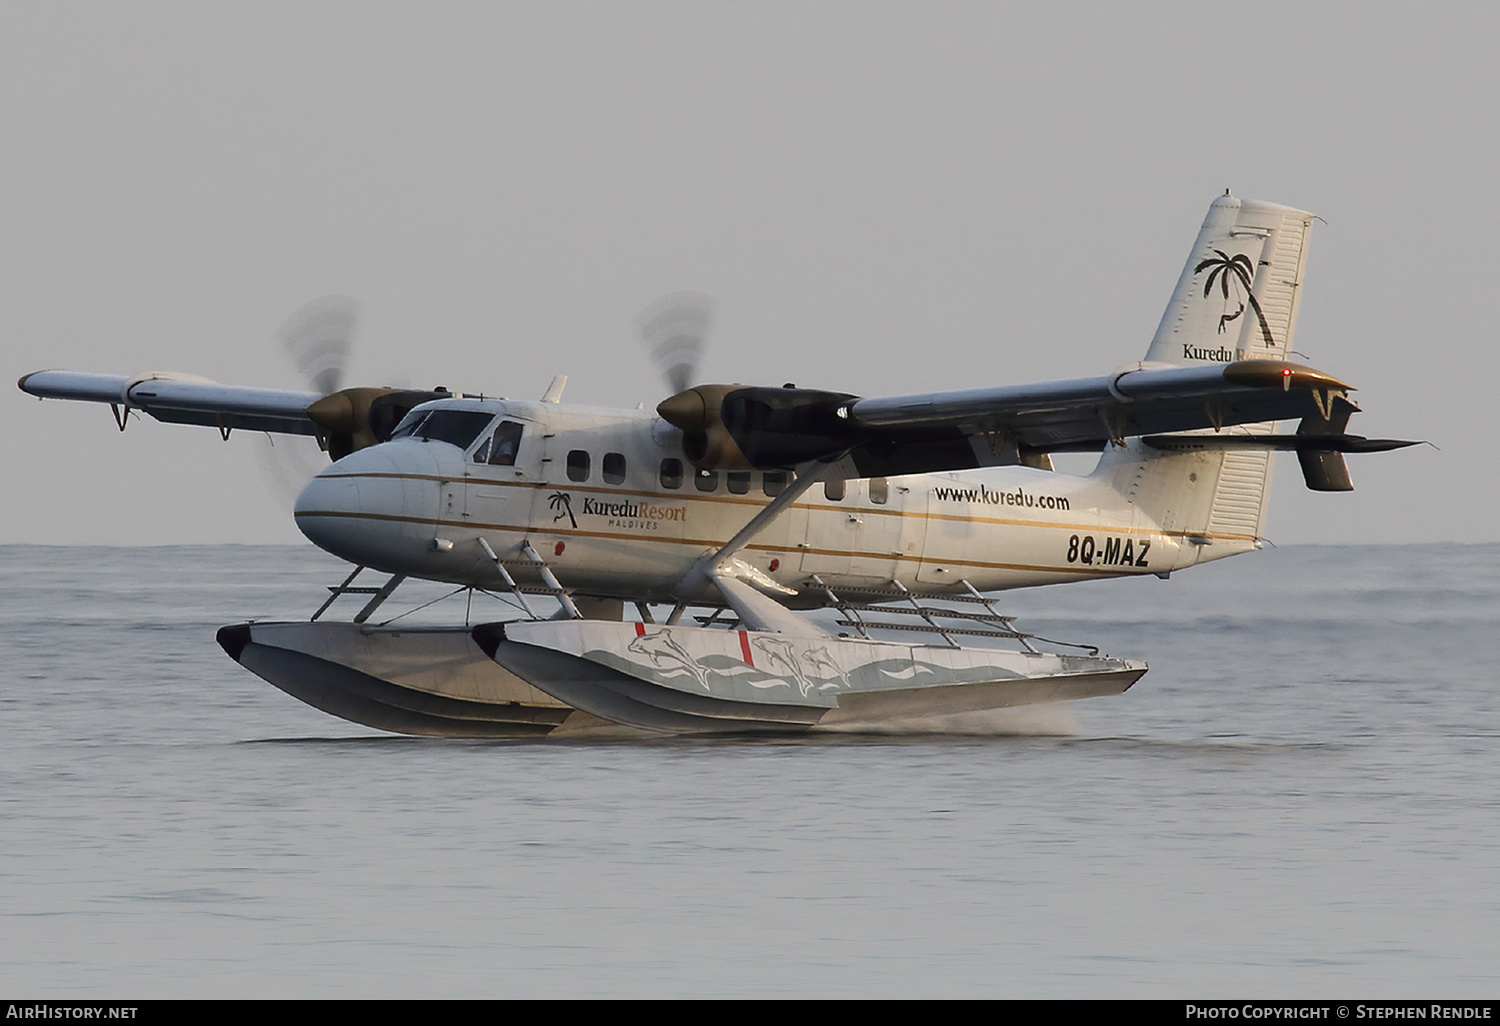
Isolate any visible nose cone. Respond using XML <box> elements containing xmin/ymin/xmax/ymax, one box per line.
<box><xmin>294</xmin><ymin>442</ymin><xmax>444</xmax><ymax>571</ymax></box>
<box><xmin>294</xmin><ymin>464</ymin><xmax>363</xmax><ymax>559</ymax></box>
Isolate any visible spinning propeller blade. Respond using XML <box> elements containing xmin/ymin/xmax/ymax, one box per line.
<box><xmin>281</xmin><ymin>295</ymin><xmax>357</xmax><ymax>395</ymax></box>
<box><xmin>257</xmin><ymin>297</ymin><xmax>361</xmax><ymax>507</ymax></box>
<box><xmin>637</xmin><ymin>291</ymin><xmax>713</xmax><ymax>395</ymax></box>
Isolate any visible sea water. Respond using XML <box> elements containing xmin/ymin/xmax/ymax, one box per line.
<box><xmin>2</xmin><ymin>543</ymin><xmax>1496</xmax><ymax>997</ymax></box>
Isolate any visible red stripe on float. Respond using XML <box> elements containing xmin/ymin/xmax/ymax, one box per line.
<box><xmin>739</xmin><ymin>630</ymin><xmax>753</xmax><ymax>666</ymax></box>
<box><xmin>634</xmin><ymin>621</ymin><xmax>646</xmax><ymax>637</ymax></box>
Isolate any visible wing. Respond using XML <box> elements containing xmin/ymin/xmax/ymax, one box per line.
<box><xmin>18</xmin><ymin>370</ymin><xmax>451</xmax><ymax>458</ymax></box>
<box><xmin>655</xmin><ymin>359</ymin><xmax>1417</xmax><ymax>482</ymax></box>
<box><xmin>19</xmin><ymin>370</ymin><xmax>324</xmax><ymax>435</ymax></box>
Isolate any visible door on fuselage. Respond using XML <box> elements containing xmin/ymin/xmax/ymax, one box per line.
<box><xmin>917</xmin><ymin>481</ymin><xmax>976</xmax><ymax>586</ymax></box>
<box><xmin>798</xmin><ymin>477</ymin><xmax>921</xmax><ymax>585</ymax></box>
<box><xmin>463</xmin><ymin>417</ymin><xmax>534</xmax><ymax>531</ymax></box>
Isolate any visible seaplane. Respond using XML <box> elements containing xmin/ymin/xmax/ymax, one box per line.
<box><xmin>18</xmin><ymin>194</ymin><xmax>1415</xmax><ymax>737</ymax></box>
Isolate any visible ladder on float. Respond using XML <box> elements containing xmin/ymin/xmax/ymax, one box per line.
<box><xmin>806</xmin><ymin>575</ymin><xmax>1047</xmax><ymax>653</ymax></box>
<box><xmin>476</xmin><ymin>538</ymin><xmax>582</xmax><ymax>620</ymax></box>
<box><xmin>310</xmin><ymin>566</ymin><xmax>409</xmax><ymax>624</ymax></box>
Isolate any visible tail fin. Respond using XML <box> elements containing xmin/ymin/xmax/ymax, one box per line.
<box><xmin>1102</xmin><ymin>194</ymin><xmax>1316</xmax><ymax>557</ymax></box>
<box><xmin>1144</xmin><ymin>193</ymin><xmax>1313</xmax><ymax>366</ymax></box>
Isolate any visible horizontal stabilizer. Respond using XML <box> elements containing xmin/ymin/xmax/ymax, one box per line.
<box><xmin>1141</xmin><ymin>432</ymin><xmax>1419</xmax><ymax>491</ymax></box>
<box><xmin>1141</xmin><ymin>433</ymin><xmax>1420</xmax><ymax>454</ymax></box>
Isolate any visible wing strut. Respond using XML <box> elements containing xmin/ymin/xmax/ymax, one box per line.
<box><xmin>671</xmin><ymin>458</ymin><xmax>843</xmax><ymax>632</ymax></box>
<box><xmin>705</xmin><ymin>458</ymin><xmax>842</xmax><ymax>576</ymax></box>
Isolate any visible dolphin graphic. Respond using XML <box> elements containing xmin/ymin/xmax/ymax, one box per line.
<box><xmin>627</xmin><ymin>630</ymin><xmax>712</xmax><ymax>690</ymax></box>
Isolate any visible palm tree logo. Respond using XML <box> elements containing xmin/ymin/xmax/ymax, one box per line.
<box><xmin>1194</xmin><ymin>249</ymin><xmax>1275</xmax><ymax>349</ymax></box>
<box><xmin>548</xmin><ymin>491</ymin><xmax>577</xmax><ymax>528</ymax></box>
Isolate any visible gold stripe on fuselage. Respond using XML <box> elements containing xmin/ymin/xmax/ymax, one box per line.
<box><xmin>293</xmin><ymin>507</ymin><xmax>1148</xmax><ymax>579</ymax></box>
<box><xmin>314</xmin><ymin>469</ymin><xmax>1257</xmax><ymax>543</ymax></box>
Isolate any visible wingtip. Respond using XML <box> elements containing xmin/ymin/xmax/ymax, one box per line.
<box><xmin>1223</xmin><ymin>360</ymin><xmax>1353</xmax><ymax>393</ymax></box>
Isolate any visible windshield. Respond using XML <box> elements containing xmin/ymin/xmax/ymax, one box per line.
<box><xmin>390</xmin><ymin>409</ymin><xmax>494</xmax><ymax>450</ymax></box>
<box><xmin>389</xmin><ymin>410</ymin><xmax>428</xmax><ymax>439</ymax></box>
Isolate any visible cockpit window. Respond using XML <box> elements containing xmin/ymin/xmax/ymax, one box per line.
<box><xmin>486</xmin><ymin>421</ymin><xmax>524</xmax><ymax>466</ymax></box>
<box><xmin>393</xmin><ymin>408</ymin><xmax>493</xmax><ymax>450</ymax></box>
<box><xmin>390</xmin><ymin>410</ymin><xmax>428</xmax><ymax>439</ymax></box>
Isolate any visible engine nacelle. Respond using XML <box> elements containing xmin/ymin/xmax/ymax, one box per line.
<box><xmin>655</xmin><ymin>384</ymin><xmax>752</xmax><ymax>470</ymax></box>
<box><xmin>306</xmin><ymin>387</ymin><xmax>453</xmax><ymax>460</ymax></box>
<box><xmin>657</xmin><ymin>384</ymin><xmax>861</xmax><ymax>471</ymax></box>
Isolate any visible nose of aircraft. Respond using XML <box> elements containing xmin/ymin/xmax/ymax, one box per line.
<box><xmin>294</xmin><ymin>442</ymin><xmax>445</xmax><ymax>571</ymax></box>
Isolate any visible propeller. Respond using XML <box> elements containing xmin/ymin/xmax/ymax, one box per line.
<box><xmin>637</xmin><ymin>291</ymin><xmax>714</xmax><ymax>394</ymax></box>
<box><xmin>273</xmin><ymin>296</ymin><xmax>451</xmax><ymax>460</ymax></box>
<box><xmin>282</xmin><ymin>295</ymin><xmax>357</xmax><ymax>395</ymax></box>
<box><xmin>256</xmin><ymin>297</ymin><xmax>360</xmax><ymax>508</ymax></box>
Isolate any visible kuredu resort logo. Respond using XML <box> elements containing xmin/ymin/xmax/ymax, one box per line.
<box><xmin>1195</xmin><ymin>248</ymin><xmax>1275</xmax><ymax>350</ymax></box>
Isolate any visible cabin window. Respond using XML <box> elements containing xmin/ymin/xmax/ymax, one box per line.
<box><xmin>727</xmin><ymin>471</ymin><xmax>751</xmax><ymax>495</ymax></box>
<box><xmin>694</xmin><ymin>469</ymin><xmax>718</xmax><ymax>492</ymax></box>
<box><xmin>762</xmin><ymin>471</ymin><xmax>787</xmax><ymax>497</ymax></box>
<box><xmin>487</xmin><ymin>421</ymin><xmax>524</xmax><ymax>466</ymax></box>
<box><xmin>400</xmin><ymin>409</ymin><xmax>492</xmax><ymax>450</ymax></box>
<box><xmin>824</xmin><ymin>478</ymin><xmax>846</xmax><ymax>501</ymax></box>
<box><xmin>603</xmin><ymin>452</ymin><xmax>627</xmax><ymax>484</ymax></box>
<box><xmin>659</xmin><ymin>458</ymin><xmax>684</xmax><ymax>489</ymax></box>
<box><xmin>567</xmin><ymin>450</ymin><xmax>591</xmax><ymax>482</ymax></box>
<box><xmin>869</xmin><ymin>477</ymin><xmax>889</xmax><ymax>504</ymax></box>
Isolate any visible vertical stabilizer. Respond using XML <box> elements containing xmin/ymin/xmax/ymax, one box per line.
<box><xmin>1144</xmin><ymin>193</ymin><xmax>1313</xmax><ymax>366</ymax></box>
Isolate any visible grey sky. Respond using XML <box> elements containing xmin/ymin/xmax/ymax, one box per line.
<box><xmin>4</xmin><ymin>1</ymin><xmax>1494</xmax><ymax>545</ymax></box>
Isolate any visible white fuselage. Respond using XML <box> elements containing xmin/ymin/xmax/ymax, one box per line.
<box><xmin>293</xmin><ymin>397</ymin><xmax>1252</xmax><ymax>603</ymax></box>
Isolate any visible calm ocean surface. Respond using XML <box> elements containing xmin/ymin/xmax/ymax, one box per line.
<box><xmin>2</xmin><ymin>543</ymin><xmax>1496</xmax><ymax>998</ymax></box>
